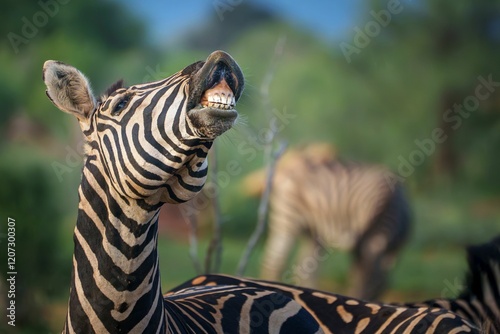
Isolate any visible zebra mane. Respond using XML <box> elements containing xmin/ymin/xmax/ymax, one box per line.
<box><xmin>460</xmin><ymin>235</ymin><xmax>500</xmax><ymax>300</ymax></box>
<box><xmin>100</xmin><ymin>79</ymin><xmax>124</xmax><ymax>101</ymax></box>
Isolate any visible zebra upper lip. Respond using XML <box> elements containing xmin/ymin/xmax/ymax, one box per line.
<box><xmin>187</xmin><ymin>50</ymin><xmax>244</xmax><ymax>112</ymax></box>
<box><xmin>186</xmin><ymin>51</ymin><xmax>243</xmax><ymax>138</ymax></box>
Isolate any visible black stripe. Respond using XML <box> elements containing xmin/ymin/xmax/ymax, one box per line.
<box><xmin>131</xmin><ymin>123</ymin><xmax>177</xmax><ymax>175</ymax></box>
<box><xmin>162</xmin><ymin>184</ymin><xmax>187</xmax><ymax>203</ymax></box>
<box><xmin>154</xmin><ymin>85</ymin><xmax>209</xmax><ymax>156</ymax></box>
<box><xmin>131</xmin><ymin>78</ymin><xmax>171</xmax><ymax>91</ymax></box>
<box><xmin>102</xmin><ymin>133</ymin><xmax>165</xmax><ymax>194</ymax></box>
<box><xmin>143</xmin><ymin>85</ymin><xmax>184</xmax><ymax>163</ymax></box>
<box><xmin>121</xmin><ymin>123</ymin><xmax>163</xmax><ymax>182</ymax></box>
<box><xmin>115</xmin><ymin>262</ymin><xmax>164</xmax><ymax>333</ymax></box>
<box><xmin>173</xmin><ymin>173</ymin><xmax>204</xmax><ymax>193</ymax></box>
<box><xmin>185</xmin><ymin>161</ymin><xmax>209</xmax><ymax>179</ymax></box>
<box><xmin>77</xmin><ymin>210</ymin><xmax>159</xmax><ymax>294</ymax></box>
<box><xmin>73</xmin><ymin>227</ymin><xmax>116</xmax><ymax>332</ymax></box>
<box><xmin>86</xmin><ymin>159</ymin><xmax>139</xmax><ymax>224</ymax></box>
<box><xmin>97</xmin><ymin>134</ymin><xmax>130</xmax><ymax>197</ymax></box>
<box><xmin>68</xmin><ymin>266</ymin><xmax>97</xmax><ymax>333</ymax></box>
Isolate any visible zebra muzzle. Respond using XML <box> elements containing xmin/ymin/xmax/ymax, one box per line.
<box><xmin>187</xmin><ymin>50</ymin><xmax>244</xmax><ymax>138</ymax></box>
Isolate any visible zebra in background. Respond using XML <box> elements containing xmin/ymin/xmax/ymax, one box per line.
<box><xmin>43</xmin><ymin>52</ymin><xmax>478</xmax><ymax>333</ymax></box>
<box><xmin>249</xmin><ymin>143</ymin><xmax>411</xmax><ymax>300</ymax></box>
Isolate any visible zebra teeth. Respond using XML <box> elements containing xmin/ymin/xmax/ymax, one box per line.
<box><xmin>200</xmin><ymin>79</ymin><xmax>236</xmax><ymax>110</ymax></box>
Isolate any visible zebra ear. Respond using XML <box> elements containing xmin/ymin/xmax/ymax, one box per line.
<box><xmin>43</xmin><ymin>60</ymin><xmax>97</xmax><ymax>122</ymax></box>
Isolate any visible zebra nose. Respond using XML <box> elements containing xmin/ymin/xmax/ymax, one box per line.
<box><xmin>204</xmin><ymin>51</ymin><xmax>244</xmax><ymax>101</ymax></box>
<box><xmin>187</xmin><ymin>50</ymin><xmax>244</xmax><ymax>112</ymax></box>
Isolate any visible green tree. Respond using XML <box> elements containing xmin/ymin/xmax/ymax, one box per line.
<box><xmin>346</xmin><ymin>0</ymin><xmax>500</xmax><ymax>186</ymax></box>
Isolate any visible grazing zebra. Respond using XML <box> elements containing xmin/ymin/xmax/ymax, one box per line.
<box><xmin>253</xmin><ymin>143</ymin><xmax>411</xmax><ymax>300</ymax></box>
<box><xmin>44</xmin><ymin>52</ymin><xmax>477</xmax><ymax>334</ymax></box>
<box><xmin>404</xmin><ymin>235</ymin><xmax>500</xmax><ymax>333</ymax></box>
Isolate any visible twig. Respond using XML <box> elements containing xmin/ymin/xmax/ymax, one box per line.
<box><xmin>236</xmin><ymin>141</ymin><xmax>287</xmax><ymax>276</ymax></box>
<box><xmin>261</xmin><ymin>35</ymin><xmax>286</xmax><ymax>166</ymax></box>
<box><xmin>235</xmin><ymin>34</ymin><xmax>288</xmax><ymax>276</ymax></box>
<box><xmin>204</xmin><ymin>145</ymin><xmax>223</xmax><ymax>273</ymax></box>
<box><xmin>260</xmin><ymin>35</ymin><xmax>287</xmax><ymax>100</ymax></box>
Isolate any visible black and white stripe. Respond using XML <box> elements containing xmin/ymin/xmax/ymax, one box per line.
<box><xmin>171</xmin><ymin>274</ymin><xmax>481</xmax><ymax>334</ymax></box>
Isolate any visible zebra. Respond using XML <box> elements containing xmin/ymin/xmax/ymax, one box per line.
<box><xmin>43</xmin><ymin>51</ymin><xmax>478</xmax><ymax>333</ymax></box>
<box><xmin>253</xmin><ymin>143</ymin><xmax>411</xmax><ymax>300</ymax></box>
<box><xmin>171</xmin><ymin>236</ymin><xmax>500</xmax><ymax>333</ymax></box>
<box><xmin>44</xmin><ymin>51</ymin><xmax>323</xmax><ymax>333</ymax></box>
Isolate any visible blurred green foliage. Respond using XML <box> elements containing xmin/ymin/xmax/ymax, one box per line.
<box><xmin>0</xmin><ymin>0</ymin><xmax>153</xmax><ymax>331</ymax></box>
<box><xmin>213</xmin><ymin>0</ymin><xmax>500</xmax><ymax>236</ymax></box>
<box><xmin>0</xmin><ymin>0</ymin><xmax>499</xmax><ymax>332</ymax></box>
<box><xmin>0</xmin><ymin>146</ymin><xmax>73</xmax><ymax>332</ymax></box>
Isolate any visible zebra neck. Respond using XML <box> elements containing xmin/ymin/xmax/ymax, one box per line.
<box><xmin>65</xmin><ymin>163</ymin><xmax>166</xmax><ymax>333</ymax></box>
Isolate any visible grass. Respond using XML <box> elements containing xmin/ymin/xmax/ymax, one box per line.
<box><xmin>157</xmin><ymin>233</ymin><xmax>469</xmax><ymax>303</ymax></box>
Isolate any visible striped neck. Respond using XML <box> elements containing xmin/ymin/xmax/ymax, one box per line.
<box><xmin>64</xmin><ymin>156</ymin><xmax>166</xmax><ymax>333</ymax></box>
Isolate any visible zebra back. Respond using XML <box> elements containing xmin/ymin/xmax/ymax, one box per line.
<box><xmin>170</xmin><ymin>274</ymin><xmax>480</xmax><ymax>334</ymax></box>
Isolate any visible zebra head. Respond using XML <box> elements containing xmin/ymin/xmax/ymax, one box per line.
<box><xmin>43</xmin><ymin>51</ymin><xmax>244</xmax><ymax>204</ymax></box>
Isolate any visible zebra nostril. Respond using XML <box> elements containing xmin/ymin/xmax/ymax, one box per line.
<box><xmin>207</xmin><ymin>61</ymin><xmax>236</xmax><ymax>91</ymax></box>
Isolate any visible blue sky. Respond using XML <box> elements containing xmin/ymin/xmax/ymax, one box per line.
<box><xmin>123</xmin><ymin>0</ymin><xmax>365</xmax><ymax>45</ymax></box>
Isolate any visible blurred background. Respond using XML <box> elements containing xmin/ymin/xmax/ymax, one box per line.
<box><xmin>1</xmin><ymin>0</ymin><xmax>500</xmax><ymax>332</ymax></box>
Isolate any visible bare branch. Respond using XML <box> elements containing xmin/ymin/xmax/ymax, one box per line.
<box><xmin>204</xmin><ymin>145</ymin><xmax>223</xmax><ymax>273</ymax></box>
<box><xmin>260</xmin><ymin>35</ymin><xmax>287</xmax><ymax>99</ymax></box>
<box><xmin>236</xmin><ymin>141</ymin><xmax>287</xmax><ymax>276</ymax></box>
<box><xmin>235</xmin><ymin>34</ymin><xmax>288</xmax><ymax>276</ymax></box>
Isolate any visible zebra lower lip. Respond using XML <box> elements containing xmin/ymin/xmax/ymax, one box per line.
<box><xmin>190</xmin><ymin>105</ymin><xmax>238</xmax><ymax>119</ymax></box>
<box><xmin>188</xmin><ymin>105</ymin><xmax>237</xmax><ymax>138</ymax></box>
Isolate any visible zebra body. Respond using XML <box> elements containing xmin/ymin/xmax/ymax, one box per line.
<box><xmin>259</xmin><ymin>144</ymin><xmax>411</xmax><ymax>299</ymax></box>
<box><xmin>44</xmin><ymin>52</ymin><xmax>478</xmax><ymax>334</ymax></box>
<box><xmin>173</xmin><ymin>236</ymin><xmax>500</xmax><ymax>333</ymax></box>
<box><xmin>171</xmin><ymin>274</ymin><xmax>479</xmax><ymax>334</ymax></box>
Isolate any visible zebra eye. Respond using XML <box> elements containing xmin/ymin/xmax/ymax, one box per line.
<box><xmin>112</xmin><ymin>96</ymin><xmax>130</xmax><ymax>115</ymax></box>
